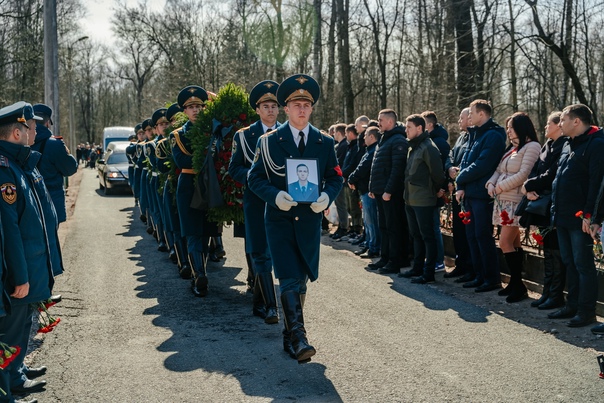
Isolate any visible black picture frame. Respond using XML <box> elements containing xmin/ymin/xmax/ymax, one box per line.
<box><xmin>286</xmin><ymin>158</ymin><xmax>320</xmax><ymax>204</ymax></box>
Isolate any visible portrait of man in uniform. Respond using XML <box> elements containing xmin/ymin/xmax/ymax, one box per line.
<box><xmin>287</xmin><ymin>159</ymin><xmax>319</xmax><ymax>203</ymax></box>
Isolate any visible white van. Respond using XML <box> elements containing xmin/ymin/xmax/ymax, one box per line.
<box><xmin>102</xmin><ymin>126</ymin><xmax>134</xmax><ymax>151</ymax></box>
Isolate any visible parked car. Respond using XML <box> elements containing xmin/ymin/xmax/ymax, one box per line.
<box><xmin>97</xmin><ymin>141</ymin><xmax>131</xmax><ymax>195</ymax></box>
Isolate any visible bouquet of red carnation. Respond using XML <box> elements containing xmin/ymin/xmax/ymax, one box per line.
<box><xmin>0</xmin><ymin>342</ymin><xmax>21</xmax><ymax>369</ymax></box>
<box><xmin>458</xmin><ymin>205</ymin><xmax>471</xmax><ymax>224</ymax></box>
<box><xmin>575</xmin><ymin>210</ymin><xmax>592</xmax><ymax>221</ymax></box>
<box><xmin>36</xmin><ymin>301</ymin><xmax>61</xmax><ymax>334</ymax></box>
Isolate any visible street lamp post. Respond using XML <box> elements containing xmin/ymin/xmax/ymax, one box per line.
<box><xmin>67</xmin><ymin>36</ymin><xmax>89</xmax><ymax>153</ymax></box>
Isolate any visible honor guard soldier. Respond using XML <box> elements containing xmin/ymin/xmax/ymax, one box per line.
<box><xmin>139</xmin><ymin>118</ymin><xmax>154</xmax><ymax>233</ymax></box>
<box><xmin>0</xmin><ymin>102</ymin><xmax>54</xmax><ymax>399</ymax></box>
<box><xmin>229</xmin><ymin>80</ymin><xmax>281</xmax><ymax>324</ymax></box>
<box><xmin>248</xmin><ymin>74</ymin><xmax>343</xmax><ymax>363</ymax></box>
<box><xmin>132</xmin><ymin>124</ymin><xmax>146</xmax><ymax>220</ymax></box>
<box><xmin>127</xmin><ymin>124</ymin><xmax>144</xmax><ymax>206</ymax></box>
<box><xmin>157</xmin><ymin>103</ymin><xmax>191</xmax><ymax>276</ymax></box>
<box><xmin>31</xmin><ymin>103</ymin><xmax>78</xmax><ymax>225</ymax></box>
<box><xmin>148</xmin><ymin>108</ymin><xmax>169</xmax><ymax>252</ymax></box>
<box><xmin>171</xmin><ymin>85</ymin><xmax>211</xmax><ymax>297</ymax></box>
<box><xmin>126</xmin><ymin>133</ymin><xmax>137</xmax><ymax>197</ymax></box>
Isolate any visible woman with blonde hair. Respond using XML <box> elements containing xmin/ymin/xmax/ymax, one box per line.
<box><xmin>486</xmin><ymin>112</ymin><xmax>541</xmax><ymax>302</ymax></box>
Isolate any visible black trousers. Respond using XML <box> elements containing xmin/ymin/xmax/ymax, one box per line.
<box><xmin>375</xmin><ymin>191</ymin><xmax>409</xmax><ymax>266</ymax></box>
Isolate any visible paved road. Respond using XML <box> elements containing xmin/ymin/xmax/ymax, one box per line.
<box><xmin>30</xmin><ymin>169</ymin><xmax>604</xmax><ymax>402</ymax></box>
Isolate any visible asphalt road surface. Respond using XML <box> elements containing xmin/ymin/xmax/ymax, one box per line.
<box><xmin>28</xmin><ymin>169</ymin><xmax>604</xmax><ymax>402</ymax></box>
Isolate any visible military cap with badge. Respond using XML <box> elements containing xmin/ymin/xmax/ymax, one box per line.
<box><xmin>249</xmin><ymin>80</ymin><xmax>279</xmax><ymax>110</ymax></box>
<box><xmin>276</xmin><ymin>74</ymin><xmax>320</xmax><ymax>107</ymax></box>
<box><xmin>0</xmin><ymin>101</ymin><xmax>31</xmax><ymax>129</ymax></box>
<box><xmin>33</xmin><ymin>103</ymin><xmax>53</xmax><ymax>124</ymax></box>
<box><xmin>177</xmin><ymin>85</ymin><xmax>208</xmax><ymax>108</ymax></box>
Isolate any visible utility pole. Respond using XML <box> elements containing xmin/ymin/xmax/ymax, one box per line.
<box><xmin>44</xmin><ymin>0</ymin><xmax>60</xmax><ymax>137</ymax></box>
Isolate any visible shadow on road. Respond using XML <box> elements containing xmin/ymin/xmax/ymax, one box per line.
<box><xmin>118</xmin><ymin>206</ymin><xmax>342</xmax><ymax>401</ymax></box>
<box><xmin>322</xmin><ymin>232</ymin><xmax>604</xmax><ymax>351</ymax></box>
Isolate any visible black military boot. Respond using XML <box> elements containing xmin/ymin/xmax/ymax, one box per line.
<box><xmin>257</xmin><ymin>272</ymin><xmax>279</xmax><ymax>324</ymax></box>
<box><xmin>252</xmin><ymin>280</ymin><xmax>267</xmax><ymax>319</ymax></box>
<box><xmin>189</xmin><ymin>252</ymin><xmax>209</xmax><ymax>297</ymax></box>
<box><xmin>281</xmin><ymin>291</ymin><xmax>315</xmax><ymax>364</ymax></box>
<box><xmin>165</xmin><ymin>231</ymin><xmax>177</xmax><ymax>263</ymax></box>
<box><xmin>283</xmin><ymin>293</ymin><xmax>306</xmax><ymax>360</ymax></box>
<box><xmin>245</xmin><ymin>253</ymin><xmax>255</xmax><ymax>293</ymax></box>
<box><xmin>214</xmin><ymin>236</ymin><xmax>226</xmax><ymax>259</ymax></box>
<box><xmin>505</xmin><ymin>249</ymin><xmax>528</xmax><ymax>303</ymax></box>
<box><xmin>538</xmin><ymin>248</ymin><xmax>566</xmax><ymax>310</ymax></box>
<box><xmin>176</xmin><ymin>238</ymin><xmax>192</xmax><ymax>279</ymax></box>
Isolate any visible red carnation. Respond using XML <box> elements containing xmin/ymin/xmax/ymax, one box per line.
<box><xmin>585</xmin><ymin>213</ymin><xmax>592</xmax><ymax>219</ymax></box>
<box><xmin>458</xmin><ymin>212</ymin><xmax>465</xmax><ymax>219</ymax></box>
<box><xmin>575</xmin><ymin>211</ymin><xmax>584</xmax><ymax>218</ymax></box>
<box><xmin>334</xmin><ymin>165</ymin><xmax>343</xmax><ymax>177</ymax></box>
<box><xmin>239</xmin><ymin>113</ymin><xmax>247</xmax><ymax>121</ymax></box>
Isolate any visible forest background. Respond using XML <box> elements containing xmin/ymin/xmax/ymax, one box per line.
<box><xmin>1</xmin><ymin>0</ymin><xmax>602</xmax><ymax>149</ymax></box>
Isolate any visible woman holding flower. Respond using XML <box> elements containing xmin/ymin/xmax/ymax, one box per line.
<box><xmin>486</xmin><ymin>112</ymin><xmax>541</xmax><ymax>302</ymax></box>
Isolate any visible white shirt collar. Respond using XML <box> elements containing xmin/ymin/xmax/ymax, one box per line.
<box><xmin>289</xmin><ymin>123</ymin><xmax>310</xmax><ymax>146</ymax></box>
<box><xmin>261</xmin><ymin>122</ymin><xmax>275</xmax><ymax>133</ymax></box>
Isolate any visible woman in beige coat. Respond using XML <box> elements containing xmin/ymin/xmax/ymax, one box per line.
<box><xmin>486</xmin><ymin>112</ymin><xmax>541</xmax><ymax>302</ymax></box>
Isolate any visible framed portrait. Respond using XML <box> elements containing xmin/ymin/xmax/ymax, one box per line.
<box><xmin>286</xmin><ymin>158</ymin><xmax>320</xmax><ymax>203</ymax></box>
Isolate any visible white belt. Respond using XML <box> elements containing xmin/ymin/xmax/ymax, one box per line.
<box><xmin>143</xmin><ymin>167</ymin><xmax>149</xmax><ymax>171</ymax></box>
<box><xmin>152</xmin><ymin>172</ymin><xmax>158</xmax><ymax>177</ymax></box>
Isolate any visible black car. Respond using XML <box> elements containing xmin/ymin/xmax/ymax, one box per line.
<box><xmin>97</xmin><ymin>141</ymin><xmax>131</xmax><ymax>195</ymax></box>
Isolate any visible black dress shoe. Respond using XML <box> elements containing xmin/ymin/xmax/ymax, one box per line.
<box><xmin>462</xmin><ymin>279</ymin><xmax>482</xmax><ymax>288</ymax></box>
<box><xmin>455</xmin><ymin>273</ymin><xmax>475</xmax><ymax>283</ymax></box>
<box><xmin>475</xmin><ymin>283</ymin><xmax>501</xmax><ymax>293</ymax></box>
<box><xmin>398</xmin><ymin>268</ymin><xmax>422</xmax><ymax>278</ymax></box>
<box><xmin>443</xmin><ymin>267</ymin><xmax>466</xmax><ymax>278</ymax></box>
<box><xmin>157</xmin><ymin>242</ymin><xmax>169</xmax><ymax>252</ymax></box>
<box><xmin>410</xmin><ymin>276</ymin><xmax>435</xmax><ymax>284</ymax></box>
<box><xmin>11</xmin><ymin>379</ymin><xmax>47</xmax><ymax>394</ymax></box>
<box><xmin>360</xmin><ymin>251</ymin><xmax>380</xmax><ymax>259</ymax></box>
<box><xmin>537</xmin><ymin>297</ymin><xmax>565</xmax><ymax>310</ymax></box>
<box><xmin>367</xmin><ymin>259</ymin><xmax>388</xmax><ymax>269</ymax></box>
<box><xmin>25</xmin><ymin>366</ymin><xmax>47</xmax><ymax>379</ymax></box>
<box><xmin>547</xmin><ymin>306</ymin><xmax>577</xmax><ymax>319</ymax></box>
<box><xmin>354</xmin><ymin>247</ymin><xmax>368</xmax><ymax>256</ymax></box>
<box><xmin>567</xmin><ymin>314</ymin><xmax>597</xmax><ymax>328</ymax></box>
<box><xmin>530</xmin><ymin>294</ymin><xmax>549</xmax><ymax>307</ymax></box>
<box><xmin>377</xmin><ymin>262</ymin><xmax>400</xmax><ymax>274</ymax></box>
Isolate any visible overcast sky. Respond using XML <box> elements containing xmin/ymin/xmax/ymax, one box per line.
<box><xmin>81</xmin><ymin>0</ymin><xmax>166</xmax><ymax>44</ymax></box>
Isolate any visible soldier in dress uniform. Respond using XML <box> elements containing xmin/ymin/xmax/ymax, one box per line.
<box><xmin>157</xmin><ymin>103</ymin><xmax>191</xmax><ymax>277</ymax></box>
<box><xmin>31</xmin><ymin>103</ymin><xmax>78</xmax><ymax>226</ymax></box>
<box><xmin>248</xmin><ymin>74</ymin><xmax>343</xmax><ymax>363</ymax></box>
<box><xmin>139</xmin><ymin>118</ymin><xmax>153</xmax><ymax>234</ymax></box>
<box><xmin>147</xmin><ymin>108</ymin><xmax>169</xmax><ymax>252</ymax></box>
<box><xmin>126</xmin><ymin>133</ymin><xmax>137</xmax><ymax>198</ymax></box>
<box><xmin>129</xmin><ymin>124</ymin><xmax>145</xmax><ymax>217</ymax></box>
<box><xmin>171</xmin><ymin>85</ymin><xmax>211</xmax><ymax>297</ymax></box>
<box><xmin>229</xmin><ymin>80</ymin><xmax>281</xmax><ymax>324</ymax></box>
<box><xmin>0</xmin><ymin>102</ymin><xmax>54</xmax><ymax>400</ymax></box>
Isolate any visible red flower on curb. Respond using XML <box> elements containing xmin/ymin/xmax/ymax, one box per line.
<box><xmin>0</xmin><ymin>344</ymin><xmax>21</xmax><ymax>369</ymax></box>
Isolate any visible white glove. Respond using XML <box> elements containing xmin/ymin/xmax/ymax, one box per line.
<box><xmin>275</xmin><ymin>191</ymin><xmax>298</xmax><ymax>211</ymax></box>
<box><xmin>310</xmin><ymin>192</ymin><xmax>329</xmax><ymax>214</ymax></box>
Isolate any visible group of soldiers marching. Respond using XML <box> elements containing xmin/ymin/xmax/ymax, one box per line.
<box><xmin>126</xmin><ymin>75</ymin><xmax>343</xmax><ymax>364</ymax></box>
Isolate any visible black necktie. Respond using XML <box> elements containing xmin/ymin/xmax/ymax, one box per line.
<box><xmin>298</xmin><ymin>132</ymin><xmax>305</xmax><ymax>155</ymax></box>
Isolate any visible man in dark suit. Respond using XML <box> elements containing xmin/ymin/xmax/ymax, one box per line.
<box><xmin>229</xmin><ymin>80</ymin><xmax>281</xmax><ymax>324</ymax></box>
<box><xmin>288</xmin><ymin>163</ymin><xmax>319</xmax><ymax>202</ymax></box>
<box><xmin>248</xmin><ymin>74</ymin><xmax>343</xmax><ymax>364</ymax></box>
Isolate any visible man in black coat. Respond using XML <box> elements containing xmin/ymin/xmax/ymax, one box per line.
<box><xmin>549</xmin><ymin>104</ymin><xmax>604</xmax><ymax>328</ymax></box>
<box><xmin>331</xmin><ymin>123</ymin><xmax>349</xmax><ymax>239</ymax></box>
<box><xmin>367</xmin><ymin>109</ymin><xmax>410</xmax><ymax>274</ymax></box>
<box><xmin>341</xmin><ymin>124</ymin><xmax>363</xmax><ymax>238</ymax></box>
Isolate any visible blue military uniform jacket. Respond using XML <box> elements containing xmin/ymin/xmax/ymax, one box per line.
<box><xmin>31</xmin><ymin>124</ymin><xmax>78</xmax><ymax>223</ymax></box>
<box><xmin>0</xmin><ymin>141</ymin><xmax>53</xmax><ymax>306</ymax></box>
<box><xmin>171</xmin><ymin>120</ymin><xmax>205</xmax><ymax>237</ymax></box>
<box><xmin>248</xmin><ymin>123</ymin><xmax>343</xmax><ymax>281</ymax></box>
<box><xmin>228</xmin><ymin>120</ymin><xmax>280</xmax><ymax>253</ymax></box>
<box><xmin>288</xmin><ymin>181</ymin><xmax>319</xmax><ymax>202</ymax></box>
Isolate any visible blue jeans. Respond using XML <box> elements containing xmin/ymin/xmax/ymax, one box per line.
<box><xmin>361</xmin><ymin>193</ymin><xmax>380</xmax><ymax>253</ymax></box>
<box><xmin>406</xmin><ymin>205</ymin><xmax>437</xmax><ymax>277</ymax></box>
<box><xmin>433</xmin><ymin>208</ymin><xmax>444</xmax><ymax>264</ymax></box>
<box><xmin>464</xmin><ymin>198</ymin><xmax>500</xmax><ymax>285</ymax></box>
<box><xmin>557</xmin><ymin>227</ymin><xmax>598</xmax><ymax>315</ymax></box>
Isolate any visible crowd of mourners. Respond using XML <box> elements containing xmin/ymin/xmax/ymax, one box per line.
<box><xmin>319</xmin><ymin>101</ymin><xmax>604</xmax><ymax>336</ymax></box>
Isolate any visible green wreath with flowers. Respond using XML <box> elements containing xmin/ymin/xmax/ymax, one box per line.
<box><xmin>188</xmin><ymin>83</ymin><xmax>258</xmax><ymax>224</ymax></box>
